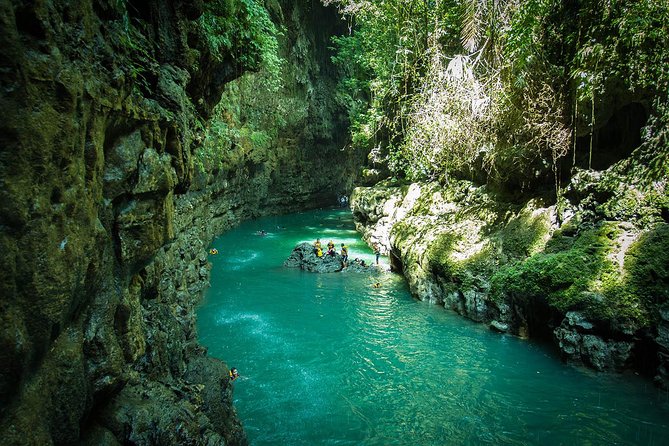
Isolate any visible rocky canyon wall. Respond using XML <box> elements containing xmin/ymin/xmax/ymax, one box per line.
<box><xmin>0</xmin><ymin>0</ymin><xmax>352</xmax><ymax>444</ymax></box>
<box><xmin>351</xmin><ymin>172</ymin><xmax>668</xmax><ymax>388</ymax></box>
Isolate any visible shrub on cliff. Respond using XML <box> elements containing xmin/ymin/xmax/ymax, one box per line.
<box><xmin>198</xmin><ymin>0</ymin><xmax>279</xmax><ymax>71</ymax></box>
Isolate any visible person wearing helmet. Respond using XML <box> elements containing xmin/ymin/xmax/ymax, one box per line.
<box><xmin>340</xmin><ymin>243</ymin><xmax>348</xmax><ymax>266</ymax></box>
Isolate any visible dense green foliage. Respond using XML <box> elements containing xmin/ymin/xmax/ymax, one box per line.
<box><xmin>198</xmin><ymin>0</ymin><xmax>279</xmax><ymax>70</ymax></box>
<box><xmin>193</xmin><ymin>1</ymin><xmax>349</xmax><ymax>187</ymax></box>
<box><xmin>194</xmin><ymin>0</ymin><xmax>285</xmax><ymax>176</ymax></box>
<box><xmin>327</xmin><ymin>0</ymin><xmax>669</xmax><ymax>188</ymax></box>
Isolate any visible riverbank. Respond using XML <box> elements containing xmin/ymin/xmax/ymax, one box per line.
<box><xmin>351</xmin><ymin>176</ymin><xmax>669</xmax><ymax>387</ymax></box>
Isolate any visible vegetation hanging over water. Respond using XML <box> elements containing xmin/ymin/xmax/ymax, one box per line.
<box><xmin>326</xmin><ymin>0</ymin><xmax>669</xmax><ymax>189</ymax></box>
<box><xmin>193</xmin><ymin>0</ymin><xmax>353</xmax><ymax>198</ymax></box>
<box><xmin>340</xmin><ymin>0</ymin><xmax>669</xmax><ymax>380</ymax></box>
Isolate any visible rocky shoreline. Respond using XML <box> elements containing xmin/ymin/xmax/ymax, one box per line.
<box><xmin>350</xmin><ymin>179</ymin><xmax>669</xmax><ymax>387</ymax></box>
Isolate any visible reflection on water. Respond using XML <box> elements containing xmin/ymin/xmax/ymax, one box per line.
<box><xmin>197</xmin><ymin>208</ymin><xmax>669</xmax><ymax>446</ymax></box>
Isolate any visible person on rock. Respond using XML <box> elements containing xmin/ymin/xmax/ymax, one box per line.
<box><xmin>373</xmin><ymin>243</ymin><xmax>381</xmax><ymax>265</ymax></box>
<box><xmin>340</xmin><ymin>243</ymin><xmax>349</xmax><ymax>267</ymax></box>
<box><xmin>314</xmin><ymin>239</ymin><xmax>322</xmax><ymax>256</ymax></box>
<box><xmin>327</xmin><ymin>240</ymin><xmax>336</xmax><ymax>256</ymax></box>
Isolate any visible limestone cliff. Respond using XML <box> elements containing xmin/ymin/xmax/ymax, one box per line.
<box><xmin>0</xmin><ymin>0</ymin><xmax>352</xmax><ymax>444</ymax></box>
<box><xmin>351</xmin><ymin>169</ymin><xmax>668</xmax><ymax>387</ymax></box>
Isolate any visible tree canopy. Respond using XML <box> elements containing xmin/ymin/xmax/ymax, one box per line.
<box><xmin>326</xmin><ymin>0</ymin><xmax>669</xmax><ymax>190</ymax></box>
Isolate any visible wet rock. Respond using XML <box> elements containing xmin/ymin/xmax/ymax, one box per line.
<box><xmin>185</xmin><ymin>356</ymin><xmax>247</xmax><ymax>446</ymax></box>
<box><xmin>284</xmin><ymin>242</ymin><xmax>345</xmax><ymax>273</ymax></box>
<box><xmin>655</xmin><ymin>318</ymin><xmax>669</xmax><ymax>387</ymax></box>
<box><xmin>554</xmin><ymin>314</ymin><xmax>634</xmax><ymax>371</ymax></box>
<box><xmin>564</xmin><ymin>311</ymin><xmax>594</xmax><ymax>331</ymax></box>
<box><xmin>490</xmin><ymin>320</ymin><xmax>509</xmax><ymax>333</ymax></box>
<box><xmin>284</xmin><ymin>242</ymin><xmax>380</xmax><ymax>274</ymax></box>
<box><xmin>462</xmin><ymin>289</ymin><xmax>488</xmax><ymax>322</ymax></box>
<box><xmin>100</xmin><ymin>381</ymin><xmax>229</xmax><ymax>446</ymax></box>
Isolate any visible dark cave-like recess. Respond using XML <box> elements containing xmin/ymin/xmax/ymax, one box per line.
<box><xmin>575</xmin><ymin>102</ymin><xmax>648</xmax><ymax>171</ymax></box>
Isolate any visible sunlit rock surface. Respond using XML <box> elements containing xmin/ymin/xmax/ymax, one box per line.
<box><xmin>285</xmin><ymin>242</ymin><xmax>380</xmax><ymax>274</ymax></box>
<box><xmin>351</xmin><ymin>178</ymin><xmax>669</xmax><ymax>386</ymax></box>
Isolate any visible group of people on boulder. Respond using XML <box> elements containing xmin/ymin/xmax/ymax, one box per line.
<box><xmin>313</xmin><ymin>238</ymin><xmax>349</xmax><ymax>266</ymax></box>
<box><xmin>313</xmin><ymin>239</ymin><xmax>382</xmax><ymax>268</ymax></box>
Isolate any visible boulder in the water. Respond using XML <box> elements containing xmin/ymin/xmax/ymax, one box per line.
<box><xmin>284</xmin><ymin>242</ymin><xmax>379</xmax><ymax>274</ymax></box>
<box><xmin>284</xmin><ymin>242</ymin><xmax>344</xmax><ymax>272</ymax></box>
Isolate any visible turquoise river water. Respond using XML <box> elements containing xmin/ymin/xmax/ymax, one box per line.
<box><xmin>196</xmin><ymin>208</ymin><xmax>669</xmax><ymax>445</ymax></box>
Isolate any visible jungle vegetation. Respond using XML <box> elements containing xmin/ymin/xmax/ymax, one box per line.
<box><xmin>322</xmin><ymin>0</ymin><xmax>669</xmax><ymax>330</ymax></box>
<box><xmin>324</xmin><ymin>0</ymin><xmax>669</xmax><ymax>193</ymax></box>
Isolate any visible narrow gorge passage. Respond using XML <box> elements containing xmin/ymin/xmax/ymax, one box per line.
<box><xmin>2</xmin><ymin>1</ymin><xmax>668</xmax><ymax>444</ymax></box>
<box><xmin>197</xmin><ymin>209</ymin><xmax>669</xmax><ymax>446</ymax></box>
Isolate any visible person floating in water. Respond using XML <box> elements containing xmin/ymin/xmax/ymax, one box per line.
<box><xmin>373</xmin><ymin>243</ymin><xmax>380</xmax><ymax>265</ymax></box>
<box><xmin>209</xmin><ymin>248</ymin><xmax>219</xmax><ymax>255</ymax></box>
<box><xmin>340</xmin><ymin>243</ymin><xmax>348</xmax><ymax>267</ymax></box>
<box><xmin>372</xmin><ymin>282</ymin><xmax>381</xmax><ymax>288</ymax></box>
<box><xmin>256</xmin><ymin>230</ymin><xmax>267</xmax><ymax>236</ymax></box>
<box><xmin>229</xmin><ymin>367</ymin><xmax>239</xmax><ymax>381</ymax></box>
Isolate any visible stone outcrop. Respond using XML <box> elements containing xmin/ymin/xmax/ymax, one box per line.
<box><xmin>351</xmin><ymin>178</ymin><xmax>669</xmax><ymax>386</ymax></box>
<box><xmin>0</xmin><ymin>0</ymin><xmax>354</xmax><ymax>444</ymax></box>
<box><xmin>285</xmin><ymin>242</ymin><xmax>347</xmax><ymax>272</ymax></box>
<box><xmin>284</xmin><ymin>242</ymin><xmax>379</xmax><ymax>274</ymax></box>
<box><xmin>554</xmin><ymin>312</ymin><xmax>634</xmax><ymax>370</ymax></box>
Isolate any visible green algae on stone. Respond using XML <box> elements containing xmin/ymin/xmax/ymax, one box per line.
<box><xmin>490</xmin><ymin>222</ymin><xmax>659</xmax><ymax>327</ymax></box>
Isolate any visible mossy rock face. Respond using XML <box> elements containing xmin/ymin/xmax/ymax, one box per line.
<box><xmin>491</xmin><ymin>222</ymin><xmax>669</xmax><ymax>330</ymax></box>
<box><xmin>353</xmin><ymin>176</ymin><xmax>669</xmax><ymax>381</ymax></box>
<box><xmin>2</xmin><ymin>0</ymin><xmax>357</xmax><ymax>442</ymax></box>
<box><xmin>623</xmin><ymin>224</ymin><xmax>669</xmax><ymax>319</ymax></box>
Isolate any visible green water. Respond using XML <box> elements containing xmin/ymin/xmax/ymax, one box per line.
<box><xmin>197</xmin><ymin>208</ymin><xmax>669</xmax><ymax>445</ymax></box>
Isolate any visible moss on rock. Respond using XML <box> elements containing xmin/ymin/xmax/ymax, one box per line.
<box><xmin>353</xmin><ymin>171</ymin><xmax>669</xmax><ymax>381</ymax></box>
